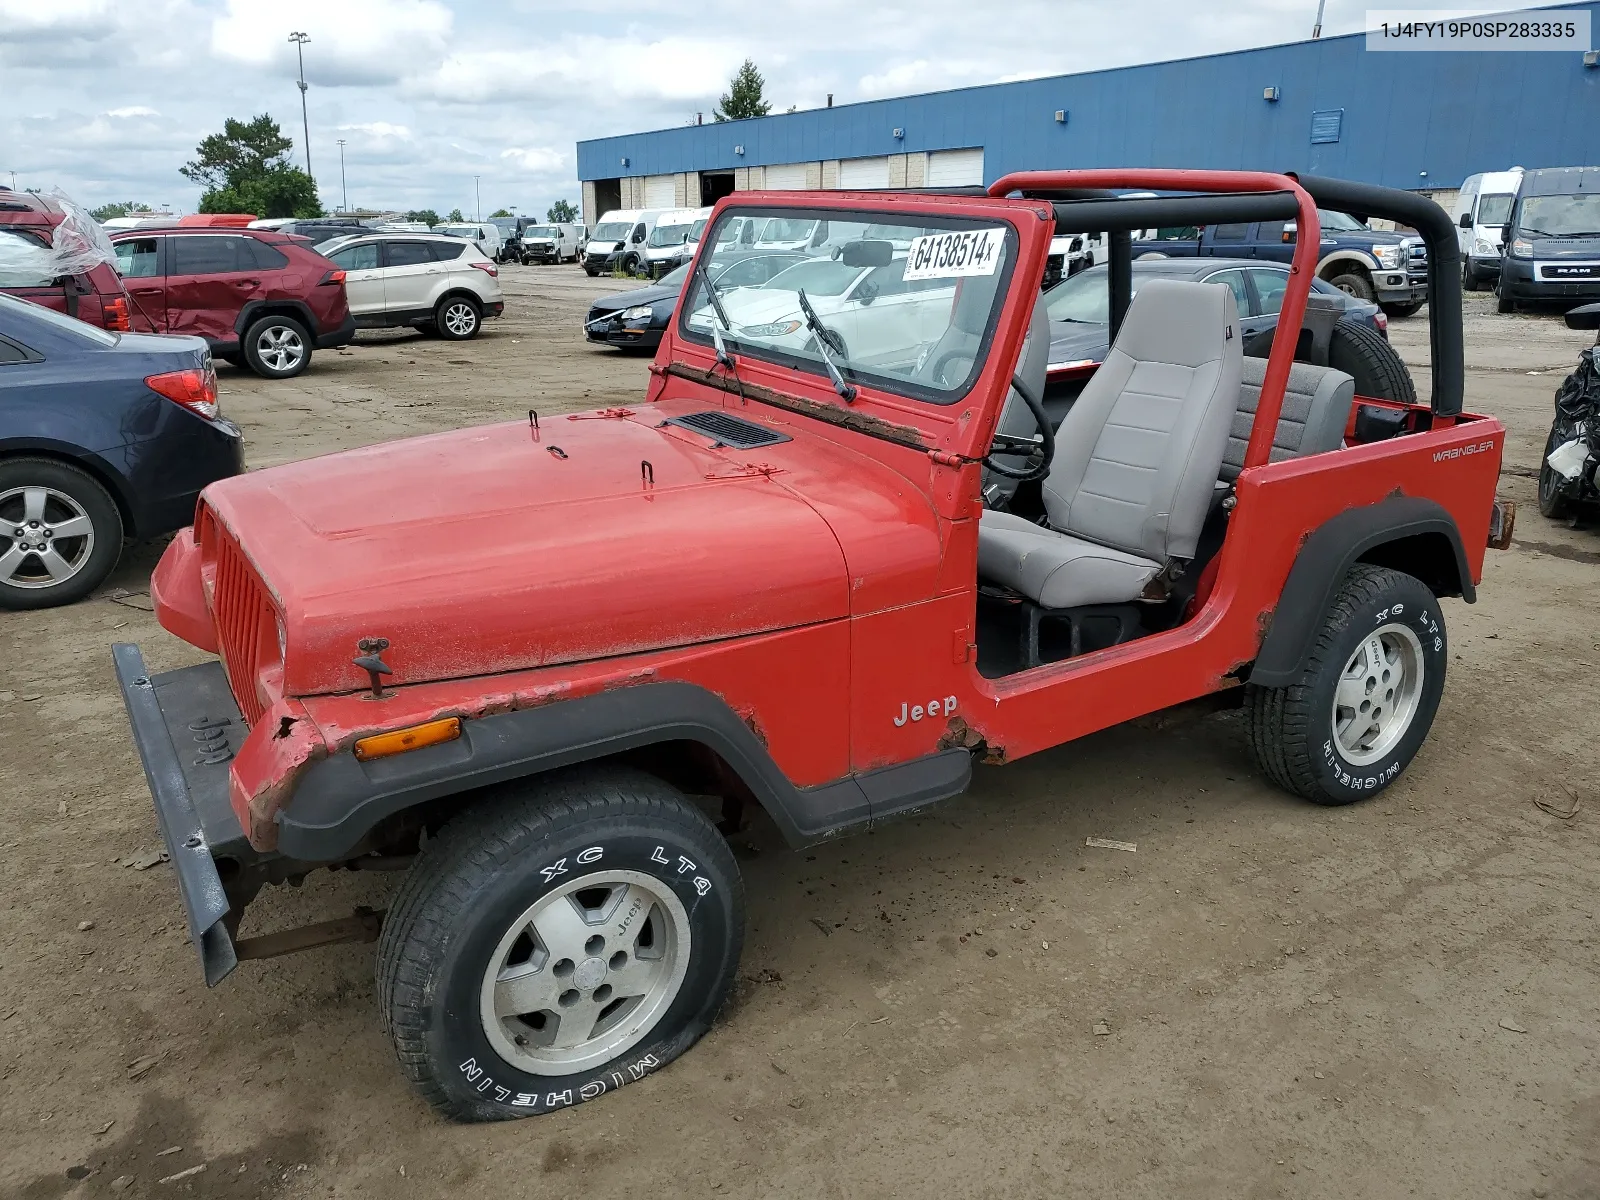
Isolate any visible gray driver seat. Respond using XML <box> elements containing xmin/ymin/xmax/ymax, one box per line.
<box><xmin>978</xmin><ymin>278</ymin><xmax>1242</xmax><ymax>610</ymax></box>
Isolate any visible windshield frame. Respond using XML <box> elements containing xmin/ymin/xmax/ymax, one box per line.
<box><xmin>676</xmin><ymin>204</ymin><xmax>1020</xmax><ymax>408</ymax></box>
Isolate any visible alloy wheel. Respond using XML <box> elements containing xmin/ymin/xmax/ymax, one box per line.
<box><xmin>444</xmin><ymin>302</ymin><xmax>478</xmax><ymax>336</ymax></box>
<box><xmin>256</xmin><ymin>324</ymin><xmax>306</xmax><ymax>373</ymax></box>
<box><xmin>1331</xmin><ymin>622</ymin><xmax>1425</xmax><ymax>765</ymax></box>
<box><xmin>0</xmin><ymin>486</ymin><xmax>95</xmax><ymax>590</ymax></box>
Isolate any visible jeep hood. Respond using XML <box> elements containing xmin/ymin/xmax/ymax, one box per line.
<box><xmin>200</xmin><ymin>411</ymin><xmax>850</xmax><ymax>696</ymax></box>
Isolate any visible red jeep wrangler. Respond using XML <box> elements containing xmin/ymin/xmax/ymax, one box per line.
<box><xmin>114</xmin><ymin>170</ymin><xmax>1511</xmax><ymax>1122</ymax></box>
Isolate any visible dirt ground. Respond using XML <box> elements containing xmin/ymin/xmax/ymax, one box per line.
<box><xmin>2</xmin><ymin>267</ymin><xmax>1597</xmax><ymax>1200</ymax></box>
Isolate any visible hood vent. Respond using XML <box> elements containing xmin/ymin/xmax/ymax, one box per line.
<box><xmin>665</xmin><ymin>411</ymin><xmax>791</xmax><ymax>450</ymax></box>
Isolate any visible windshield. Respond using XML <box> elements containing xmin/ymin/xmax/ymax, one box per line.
<box><xmin>1519</xmin><ymin>194</ymin><xmax>1600</xmax><ymax>238</ymax></box>
<box><xmin>1477</xmin><ymin>194</ymin><xmax>1515</xmax><ymax>226</ymax></box>
<box><xmin>648</xmin><ymin>222</ymin><xmax>695</xmax><ymax>248</ymax></box>
<box><xmin>660</xmin><ymin>262</ymin><xmax>692</xmax><ymax>289</ymax></box>
<box><xmin>689</xmin><ymin>218</ymin><xmax>708</xmax><ymax>243</ymax></box>
<box><xmin>522</xmin><ymin>226</ymin><xmax>556</xmax><ymax>239</ymax></box>
<box><xmin>682</xmin><ymin>208</ymin><xmax>1015</xmax><ymax>404</ymax></box>
<box><xmin>1043</xmin><ymin>267</ymin><xmax>1110</xmax><ymax>324</ymax></box>
<box><xmin>760</xmin><ymin>258</ymin><xmax>863</xmax><ymax>297</ymax></box>
<box><xmin>438</xmin><ymin>226</ymin><xmax>478</xmax><ymax>238</ymax></box>
<box><xmin>1317</xmin><ymin>209</ymin><xmax>1368</xmax><ymax>232</ymax></box>
<box><xmin>593</xmin><ymin>222</ymin><xmax>631</xmax><ymax>241</ymax></box>
<box><xmin>313</xmin><ymin>234</ymin><xmax>358</xmax><ymax>254</ymax></box>
<box><xmin>0</xmin><ymin>291</ymin><xmax>119</xmax><ymax>345</ymax></box>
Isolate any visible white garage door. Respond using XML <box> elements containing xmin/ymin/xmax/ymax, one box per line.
<box><xmin>643</xmin><ymin>174</ymin><xmax>676</xmax><ymax>208</ymax></box>
<box><xmin>838</xmin><ymin>156</ymin><xmax>891</xmax><ymax>189</ymax></box>
<box><xmin>927</xmin><ymin>148</ymin><xmax>985</xmax><ymax>187</ymax></box>
<box><xmin>763</xmin><ymin>162</ymin><xmax>808</xmax><ymax>190</ymax></box>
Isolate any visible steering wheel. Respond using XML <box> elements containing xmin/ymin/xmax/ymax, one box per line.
<box><xmin>982</xmin><ymin>373</ymin><xmax>1055</xmax><ymax>482</ymax></box>
<box><xmin>928</xmin><ymin>349</ymin><xmax>976</xmax><ymax>388</ymax></box>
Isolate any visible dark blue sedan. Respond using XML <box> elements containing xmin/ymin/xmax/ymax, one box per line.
<box><xmin>0</xmin><ymin>293</ymin><xmax>243</xmax><ymax>609</ymax></box>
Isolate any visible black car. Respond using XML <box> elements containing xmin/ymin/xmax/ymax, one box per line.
<box><xmin>0</xmin><ymin>293</ymin><xmax>243</xmax><ymax>609</ymax></box>
<box><xmin>1042</xmin><ymin>257</ymin><xmax>1388</xmax><ymax>371</ymax></box>
<box><xmin>583</xmin><ymin>252</ymin><xmax>807</xmax><ymax>350</ymax></box>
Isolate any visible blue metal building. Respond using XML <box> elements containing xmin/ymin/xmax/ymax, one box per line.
<box><xmin>576</xmin><ymin>3</ymin><xmax>1599</xmax><ymax>220</ymax></box>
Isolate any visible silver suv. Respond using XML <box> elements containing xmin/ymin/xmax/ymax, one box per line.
<box><xmin>316</xmin><ymin>233</ymin><xmax>506</xmax><ymax>340</ymax></box>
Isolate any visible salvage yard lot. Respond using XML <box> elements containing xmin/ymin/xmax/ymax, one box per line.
<box><xmin>2</xmin><ymin>266</ymin><xmax>1597</xmax><ymax>1199</ymax></box>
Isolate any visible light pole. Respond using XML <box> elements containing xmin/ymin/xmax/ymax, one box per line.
<box><xmin>1311</xmin><ymin>0</ymin><xmax>1327</xmax><ymax>37</ymax></box>
<box><xmin>337</xmin><ymin>139</ymin><xmax>348</xmax><ymax>212</ymax></box>
<box><xmin>288</xmin><ymin>32</ymin><xmax>313</xmax><ymax>181</ymax></box>
<box><xmin>473</xmin><ymin>175</ymin><xmax>481</xmax><ymax>221</ymax></box>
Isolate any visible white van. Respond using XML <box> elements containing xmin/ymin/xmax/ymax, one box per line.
<box><xmin>517</xmin><ymin>222</ymin><xmax>582</xmax><ymax>264</ymax></box>
<box><xmin>1453</xmin><ymin>168</ymin><xmax>1523</xmax><ymax>291</ymax></box>
<box><xmin>437</xmin><ymin>222</ymin><xmax>506</xmax><ymax>262</ymax></box>
<box><xmin>641</xmin><ymin>207</ymin><xmax>711</xmax><ymax>276</ymax></box>
<box><xmin>583</xmin><ymin>209</ymin><xmax>662</xmax><ymax>276</ymax></box>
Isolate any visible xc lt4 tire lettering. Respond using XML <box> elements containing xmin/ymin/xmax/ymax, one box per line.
<box><xmin>0</xmin><ymin>457</ymin><xmax>123</xmax><ymax>610</ymax></box>
<box><xmin>1245</xmin><ymin>564</ymin><xmax>1446</xmax><ymax>805</ymax></box>
<box><xmin>376</xmin><ymin>767</ymin><xmax>744</xmax><ymax>1122</ymax></box>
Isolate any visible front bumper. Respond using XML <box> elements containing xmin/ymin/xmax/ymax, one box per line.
<box><xmin>1500</xmin><ymin>257</ymin><xmax>1600</xmax><ymax>302</ymax></box>
<box><xmin>584</xmin><ymin>312</ymin><xmax>664</xmax><ymax>347</ymax></box>
<box><xmin>315</xmin><ymin>312</ymin><xmax>358</xmax><ymax>350</ymax></box>
<box><xmin>1373</xmin><ymin>272</ymin><xmax>1429</xmax><ymax>305</ymax></box>
<box><xmin>113</xmin><ymin>643</ymin><xmax>263</xmax><ymax>986</ymax></box>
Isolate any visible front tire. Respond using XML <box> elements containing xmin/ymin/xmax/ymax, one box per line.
<box><xmin>1245</xmin><ymin>565</ymin><xmax>1446</xmax><ymax>805</ymax></box>
<box><xmin>1497</xmin><ymin>287</ymin><xmax>1515</xmax><ymax>314</ymax></box>
<box><xmin>1328</xmin><ymin>271</ymin><xmax>1377</xmax><ymax>303</ymax></box>
<box><xmin>1537</xmin><ymin>425</ymin><xmax>1574</xmax><ymax>520</ymax></box>
<box><xmin>1462</xmin><ymin>260</ymin><xmax>1479</xmax><ymax>292</ymax></box>
<box><xmin>435</xmin><ymin>295</ymin><xmax>481</xmax><ymax>340</ymax></box>
<box><xmin>242</xmin><ymin>314</ymin><xmax>311</xmax><ymax>379</ymax></box>
<box><xmin>378</xmin><ymin>768</ymin><xmax>744</xmax><ymax>1123</ymax></box>
<box><xmin>0</xmin><ymin>457</ymin><xmax>124</xmax><ymax>610</ymax></box>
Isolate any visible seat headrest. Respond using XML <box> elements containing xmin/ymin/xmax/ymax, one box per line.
<box><xmin>1110</xmin><ymin>277</ymin><xmax>1238</xmax><ymax>367</ymax></box>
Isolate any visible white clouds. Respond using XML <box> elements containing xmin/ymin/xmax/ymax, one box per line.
<box><xmin>415</xmin><ymin>37</ymin><xmax>744</xmax><ymax>106</ymax></box>
<box><xmin>500</xmin><ymin>147</ymin><xmax>565</xmax><ymax>173</ymax></box>
<box><xmin>0</xmin><ymin>0</ymin><xmax>110</xmax><ymax>35</ymax></box>
<box><xmin>210</xmin><ymin>0</ymin><xmax>452</xmax><ymax>86</ymax></box>
<box><xmin>337</xmin><ymin>122</ymin><xmax>413</xmax><ymax>142</ymax></box>
<box><xmin>857</xmin><ymin>59</ymin><xmax>995</xmax><ymax>99</ymax></box>
<box><xmin>106</xmin><ymin>106</ymin><xmax>160</xmax><ymax>119</ymax></box>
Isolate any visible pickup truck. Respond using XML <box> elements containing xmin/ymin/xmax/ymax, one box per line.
<box><xmin>1133</xmin><ymin>208</ymin><xmax>1429</xmax><ymax>317</ymax></box>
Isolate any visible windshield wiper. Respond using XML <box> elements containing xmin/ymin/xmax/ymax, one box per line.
<box><xmin>696</xmin><ymin>261</ymin><xmax>738</xmax><ymax>368</ymax></box>
<box><xmin>796</xmin><ymin>287</ymin><xmax>857</xmax><ymax>403</ymax></box>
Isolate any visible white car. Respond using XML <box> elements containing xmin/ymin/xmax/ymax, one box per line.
<box><xmin>697</xmin><ymin>253</ymin><xmax>956</xmax><ymax>373</ymax></box>
<box><xmin>317</xmin><ymin>233</ymin><xmax>505</xmax><ymax>340</ymax></box>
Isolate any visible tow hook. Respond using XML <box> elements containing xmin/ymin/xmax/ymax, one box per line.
<box><xmin>1488</xmin><ymin>497</ymin><xmax>1516</xmax><ymax>550</ymax></box>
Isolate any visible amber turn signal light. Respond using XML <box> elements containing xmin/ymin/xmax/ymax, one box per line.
<box><xmin>353</xmin><ymin>717</ymin><xmax>461</xmax><ymax>762</ymax></box>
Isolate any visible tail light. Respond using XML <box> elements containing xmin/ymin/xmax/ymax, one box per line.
<box><xmin>470</xmin><ymin>261</ymin><xmax>498</xmax><ymax>278</ymax></box>
<box><xmin>146</xmin><ymin>366</ymin><xmax>220</xmax><ymax>420</ymax></box>
<box><xmin>103</xmin><ymin>296</ymin><xmax>131</xmax><ymax>332</ymax></box>
<box><xmin>318</xmin><ymin>268</ymin><xmax>347</xmax><ymax>286</ymax></box>
<box><xmin>1374</xmin><ymin>311</ymin><xmax>1389</xmax><ymax>334</ymax></box>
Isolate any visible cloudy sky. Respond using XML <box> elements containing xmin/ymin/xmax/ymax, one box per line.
<box><xmin>4</xmin><ymin>0</ymin><xmax>1387</xmax><ymax>219</ymax></box>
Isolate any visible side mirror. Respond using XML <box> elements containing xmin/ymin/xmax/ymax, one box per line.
<box><xmin>1564</xmin><ymin>302</ymin><xmax>1600</xmax><ymax>330</ymax></box>
<box><xmin>1502</xmin><ymin>224</ymin><xmax>1513</xmax><ymax>243</ymax></box>
<box><xmin>1458</xmin><ymin>212</ymin><xmax>1473</xmax><ymax>229</ymax></box>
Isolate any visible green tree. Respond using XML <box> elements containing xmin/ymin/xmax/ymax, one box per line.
<box><xmin>180</xmin><ymin>114</ymin><xmax>322</xmax><ymax>218</ymax></box>
<box><xmin>489</xmin><ymin>207</ymin><xmax>512</xmax><ymax>218</ymax></box>
<box><xmin>446</xmin><ymin>207</ymin><xmax>465</xmax><ymax>222</ymax></box>
<box><xmin>713</xmin><ymin>59</ymin><xmax>771</xmax><ymax>122</ymax></box>
<box><xmin>90</xmin><ymin>201</ymin><xmax>147</xmax><ymax>222</ymax></box>
<box><xmin>407</xmin><ymin>209</ymin><xmax>440</xmax><ymax>227</ymax></box>
<box><xmin>547</xmin><ymin>199</ymin><xmax>578</xmax><ymax>223</ymax></box>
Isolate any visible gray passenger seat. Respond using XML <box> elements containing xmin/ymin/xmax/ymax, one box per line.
<box><xmin>977</xmin><ymin>278</ymin><xmax>1242</xmax><ymax>610</ymax></box>
<box><xmin>1221</xmin><ymin>356</ymin><xmax>1357</xmax><ymax>481</ymax></box>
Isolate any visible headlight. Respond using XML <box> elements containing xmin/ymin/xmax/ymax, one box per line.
<box><xmin>1373</xmin><ymin>244</ymin><xmax>1403</xmax><ymax>269</ymax></box>
<box><xmin>738</xmin><ymin>319</ymin><xmax>803</xmax><ymax>337</ymax></box>
<box><xmin>1473</xmin><ymin>238</ymin><xmax>1497</xmax><ymax>256</ymax></box>
<box><xmin>620</xmin><ymin>305</ymin><xmax>655</xmax><ymax>320</ymax></box>
<box><xmin>1510</xmin><ymin>238</ymin><xmax>1533</xmax><ymax>258</ymax></box>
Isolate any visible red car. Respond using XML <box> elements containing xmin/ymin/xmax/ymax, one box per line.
<box><xmin>0</xmin><ymin>189</ymin><xmax>132</xmax><ymax>332</ymax></box>
<box><xmin>108</xmin><ymin>227</ymin><xmax>355</xmax><ymax>379</ymax></box>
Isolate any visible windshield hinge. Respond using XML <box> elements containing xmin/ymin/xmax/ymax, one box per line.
<box><xmin>929</xmin><ymin>449</ymin><xmax>971</xmax><ymax>467</ymax></box>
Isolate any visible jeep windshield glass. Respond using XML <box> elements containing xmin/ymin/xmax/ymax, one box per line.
<box><xmin>592</xmin><ymin>222</ymin><xmax>631</xmax><ymax>241</ymax></box>
<box><xmin>681</xmin><ymin>207</ymin><xmax>1015</xmax><ymax>405</ymax></box>
<box><xmin>1519</xmin><ymin>194</ymin><xmax>1600</xmax><ymax>238</ymax></box>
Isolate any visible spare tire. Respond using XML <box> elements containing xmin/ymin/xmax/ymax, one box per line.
<box><xmin>1328</xmin><ymin>318</ymin><xmax>1417</xmax><ymax>405</ymax></box>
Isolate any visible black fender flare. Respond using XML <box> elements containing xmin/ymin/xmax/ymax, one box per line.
<box><xmin>1249</xmin><ymin>496</ymin><xmax>1474</xmax><ymax>688</ymax></box>
<box><xmin>233</xmin><ymin>299</ymin><xmax>318</xmax><ymax>339</ymax></box>
<box><xmin>275</xmin><ymin>681</ymin><xmax>971</xmax><ymax>860</ymax></box>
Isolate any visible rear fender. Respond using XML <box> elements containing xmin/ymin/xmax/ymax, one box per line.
<box><xmin>1249</xmin><ymin>496</ymin><xmax>1471</xmax><ymax>687</ymax></box>
<box><xmin>275</xmin><ymin>682</ymin><xmax>971</xmax><ymax>859</ymax></box>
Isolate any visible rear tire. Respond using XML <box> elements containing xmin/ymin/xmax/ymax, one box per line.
<box><xmin>377</xmin><ymin>767</ymin><xmax>744</xmax><ymax>1122</ymax></box>
<box><xmin>242</xmin><ymin>314</ymin><xmax>311</xmax><ymax>379</ymax></box>
<box><xmin>1327</xmin><ymin>271</ymin><xmax>1377</xmax><ymax>303</ymax></box>
<box><xmin>0</xmin><ymin>457</ymin><xmax>123</xmax><ymax>610</ymax></box>
<box><xmin>1461</xmin><ymin>260</ymin><xmax>1479</xmax><ymax>292</ymax></box>
<box><xmin>1537</xmin><ymin>425</ymin><xmax>1574</xmax><ymax>520</ymax></box>
<box><xmin>435</xmin><ymin>295</ymin><xmax>481</xmax><ymax>340</ymax></box>
<box><xmin>1328</xmin><ymin>318</ymin><xmax>1417</xmax><ymax>404</ymax></box>
<box><xmin>1245</xmin><ymin>565</ymin><xmax>1446</xmax><ymax>805</ymax></box>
